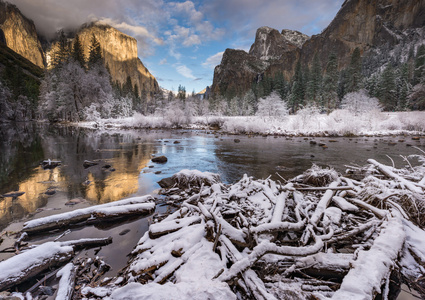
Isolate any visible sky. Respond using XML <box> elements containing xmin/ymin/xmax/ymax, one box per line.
<box><xmin>8</xmin><ymin>0</ymin><xmax>344</xmax><ymax>94</ymax></box>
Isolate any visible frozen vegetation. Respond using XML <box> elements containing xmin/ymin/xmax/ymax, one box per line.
<box><xmin>77</xmin><ymin>109</ymin><xmax>425</xmax><ymax>137</ymax></box>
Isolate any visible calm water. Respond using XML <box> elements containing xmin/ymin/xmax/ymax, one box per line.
<box><xmin>0</xmin><ymin>123</ymin><xmax>423</xmax><ymax>295</ymax></box>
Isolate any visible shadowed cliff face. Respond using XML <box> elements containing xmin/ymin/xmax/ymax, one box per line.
<box><xmin>211</xmin><ymin>26</ymin><xmax>305</xmax><ymax>97</ymax></box>
<box><xmin>0</xmin><ymin>0</ymin><xmax>45</xmax><ymax>68</ymax></box>
<box><xmin>211</xmin><ymin>0</ymin><xmax>425</xmax><ymax>98</ymax></box>
<box><xmin>73</xmin><ymin>23</ymin><xmax>160</xmax><ymax>98</ymax></box>
<box><xmin>301</xmin><ymin>0</ymin><xmax>425</xmax><ymax>70</ymax></box>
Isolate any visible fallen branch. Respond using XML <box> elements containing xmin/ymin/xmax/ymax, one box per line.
<box><xmin>368</xmin><ymin>159</ymin><xmax>423</xmax><ymax>194</ymax></box>
<box><xmin>56</xmin><ymin>263</ymin><xmax>77</xmax><ymax>300</ymax></box>
<box><xmin>331</xmin><ymin>213</ymin><xmax>406</xmax><ymax>299</ymax></box>
<box><xmin>0</xmin><ymin>242</ymin><xmax>74</xmax><ymax>291</ymax></box>
<box><xmin>22</xmin><ymin>196</ymin><xmax>155</xmax><ymax>234</ymax></box>
<box><xmin>218</xmin><ymin>234</ymin><xmax>324</xmax><ymax>282</ymax></box>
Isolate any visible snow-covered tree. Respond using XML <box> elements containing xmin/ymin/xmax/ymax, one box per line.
<box><xmin>256</xmin><ymin>91</ymin><xmax>289</xmax><ymax>121</ymax></box>
<box><xmin>341</xmin><ymin>89</ymin><xmax>382</xmax><ymax>115</ymax></box>
<box><xmin>38</xmin><ymin>59</ymin><xmax>132</xmax><ymax>122</ymax></box>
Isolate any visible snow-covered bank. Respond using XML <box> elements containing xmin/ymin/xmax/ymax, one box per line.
<box><xmin>74</xmin><ymin>110</ymin><xmax>425</xmax><ymax>137</ymax></box>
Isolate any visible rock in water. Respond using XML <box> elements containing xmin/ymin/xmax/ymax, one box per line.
<box><xmin>83</xmin><ymin>160</ymin><xmax>98</xmax><ymax>168</ymax></box>
<box><xmin>158</xmin><ymin>177</ymin><xmax>175</xmax><ymax>188</ymax></box>
<box><xmin>152</xmin><ymin>156</ymin><xmax>168</xmax><ymax>163</ymax></box>
<box><xmin>41</xmin><ymin>160</ymin><xmax>61</xmax><ymax>170</ymax></box>
<box><xmin>2</xmin><ymin>192</ymin><xmax>25</xmax><ymax>198</ymax></box>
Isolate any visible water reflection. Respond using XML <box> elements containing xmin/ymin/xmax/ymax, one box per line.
<box><xmin>0</xmin><ymin>125</ymin><xmax>423</xmax><ymax>231</ymax></box>
<box><xmin>0</xmin><ymin>125</ymin><xmax>156</xmax><ymax>229</ymax></box>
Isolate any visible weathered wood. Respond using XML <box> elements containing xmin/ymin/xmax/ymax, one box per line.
<box><xmin>23</xmin><ymin>198</ymin><xmax>155</xmax><ymax>234</ymax></box>
<box><xmin>292</xmin><ymin>186</ymin><xmax>353</xmax><ymax>191</ymax></box>
<box><xmin>331</xmin><ymin>213</ymin><xmax>406</xmax><ymax>299</ymax></box>
<box><xmin>60</xmin><ymin>237</ymin><xmax>113</xmax><ymax>249</ymax></box>
<box><xmin>41</xmin><ymin>160</ymin><xmax>61</xmax><ymax>170</ymax></box>
<box><xmin>218</xmin><ymin>234</ymin><xmax>324</xmax><ymax>282</ymax></box>
<box><xmin>56</xmin><ymin>263</ymin><xmax>77</xmax><ymax>300</ymax></box>
<box><xmin>0</xmin><ymin>242</ymin><xmax>74</xmax><ymax>291</ymax></box>
<box><xmin>149</xmin><ymin>216</ymin><xmax>202</xmax><ymax>239</ymax></box>
<box><xmin>310</xmin><ymin>180</ymin><xmax>340</xmax><ymax>226</ymax></box>
<box><xmin>368</xmin><ymin>159</ymin><xmax>423</xmax><ymax>194</ymax></box>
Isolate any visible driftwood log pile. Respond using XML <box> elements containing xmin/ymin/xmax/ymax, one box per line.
<box><xmin>102</xmin><ymin>157</ymin><xmax>425</xmax><ymax>300</ymax></box>
<box><xmin>1</xmin><ymin>157</ymin><xmax>425</xmax><ymax>299</ymax></box>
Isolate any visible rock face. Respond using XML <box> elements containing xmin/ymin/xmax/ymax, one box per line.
<box><xmin>0</xmin><ymin>0</ymin><xmax>45</xmax><ymax>68</ymax></box>
<box><xmin>0</xmin><ymin>0</ymin><xmax>160</xmax><ymax>99</ymax></box>
<box><xmin>46</xmin><ymin>22</ymin><xmax>160</xmax><ymax>99</ymax></box>
<box><xmin>211</xmin><ymin>0</ymin><xmax>425</xmax><ymax>98</ymax></box>
<box><xmin>211</xmin><ymin>28</ymin><xmax>303</xmax><ymax>97</ymax></box>
<box><xmin>249</xmin><ymin>26</ymin><xmax>299</xmax><ymax>60</ymax></box>
<box><xmin>281</xmin><ymin>29</ymin><xmax>309</xmax><ymax>48</ymax></box>
<box><xmin>76</xmin><ymin>23</ymin><xmax>160</xmax><ymax>98</ymax></box>
<box><xmin>212</xmin><ymin>48</ymin><xmax>269</xmax><ymax>98</ymax></box>
<box><xmin>301</xmin><ymin>0</ymin><xmax>425</xmax><ymax>70</ymax></box>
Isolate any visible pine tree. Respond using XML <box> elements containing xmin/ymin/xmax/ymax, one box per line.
<box><xmin>306</xmin><ymin>54</ymin><xmax>322</xmax><ymax>104</ymax></box>
<box><xmin>414</xmin><ymin>44</ymin><xmax>425</xmax><ymax>85</ymax></box>
<box><xmin>289</xmin><ymin>60</ymin><xmax>305</xmax><ymax>112</ymax></box>
<box><xmin>378</xmin><ymin>63</ymin><xmax>397</xmax><ymax>111</ymax></box>
<box><xmin>177</xmin><ymin>85</ymin><xmax>186</xmax><ymax>101</ymax></box>
<box><xmin>273</xmin><ymin>72</ymin><xmax>287</xmax><ymax>99</ymax></box>
<box><xmin>52</xmin><ymin>30</ymin><xmax>69</xmax><ymax>67</ymax></box>
<box><xmin>71</xmin><ymin>34</ymin><xmax>85</xmax><ymax>67</ymax></box>
<box><xmin>88</xmin><ymin>34</ymin><xmax>102</xmax><ymax>68</ymax></box>
<box><xmin>395</xmin><ymin>63</ymin><xmax>410</xmax><ymax>110</ymax></box>
<box><xmin>347</xmin><ymin>47</ymin><xmax>362</xmax><ymax>92</ymax></box>
<box><xmin>322</xmin><ymin>53</ymin><xmax>339</xmax><ymax>113</ymax></box>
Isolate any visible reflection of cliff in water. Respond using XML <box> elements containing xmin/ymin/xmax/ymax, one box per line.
<box><xmin>0</xmin><ymin>124</ymin><xmax>154</xmax><ymax>230</ymax></box>
<box><xmin>0</xmin><ymin>123</ymin><xmax>45</xmax><ymax>191</ymax></box>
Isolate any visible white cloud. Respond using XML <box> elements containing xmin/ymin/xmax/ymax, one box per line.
<box><xmin>202</xmin><ymin>51</ymin><xmax>224</xmax><ymax>69</ymax></box>
<box><xmin>176</xmin><ymin>65</ymin><xmax>196</xmax><ymax>79</ymax></box>
<box><xmin>165</xmin><ymin>1</ymin><xmax>224</xmax><ymax>49</ymax></box>
<box><xmin>98</xmin><ymin>18</ymin><xmax>163</xmax><ymax>45</ymax></box>
<box><xmin>159</xmin><ymin>58</ymin><xmax>167</xmax><ymax>65</ymax></box>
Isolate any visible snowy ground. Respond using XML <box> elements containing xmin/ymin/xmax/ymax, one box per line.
<box><xmin>74</xmin><ymin>110</ymin><xmax>425</xmax><ymax>137</ymax></box>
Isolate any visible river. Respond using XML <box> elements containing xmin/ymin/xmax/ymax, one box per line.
<box><xmin>0</xmin><ymin>123</ymin><xmax>423</xmax><ymax>298</ymax></box>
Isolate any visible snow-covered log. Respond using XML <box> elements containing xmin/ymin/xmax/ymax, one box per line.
<box><xmin>149</xmin><ymin>216</ymin><xmax>202</xmax><ymax>238</ymax></box>
<box><xmin>56</xmin><ymin>263</ymin><xmax>77</xmax><ymax>300</ymax></box>
<box><xmin>22</xmin><ymin>196</ymin><xmax>155</xmax><ymax>234</ymax></box>
<box><xmin>0</xmin><ymin>242</ymin><xmax>74</xmax><ymax>291</ymax></box>
<box><xmin>368</xmin><ymin>159</ymin><xmax>423</xmax><ymax>194</ymax></box>
<box><xmin>218</xmin><ymin>234</ymin><xmax>324</xmax><ymax>282</ymax></box>
<box><xmin>310</xmin><ymin>180</ymin><xmax>340</xmax><ymax>225</ymax></box>
<box><xmin>331</xmin><ymin>212</ymin><xmax>406</xmax><ymax>299</ymax></box>
<box><xmin>50</xmin><ymin>158</ymin><xmax>425</xmax><ymax>299</ymax></box>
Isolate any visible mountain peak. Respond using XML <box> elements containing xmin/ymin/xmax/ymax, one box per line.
<box><xmin>248</xmin><ymin>26</ymin><xmax>307</xmax><ymax>60</ymax></box>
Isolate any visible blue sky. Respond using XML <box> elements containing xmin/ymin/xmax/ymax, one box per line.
<box><xmin>9</xmin><ymin>0</ymin><xmax>344</xmax><ymax>93</ymax></box>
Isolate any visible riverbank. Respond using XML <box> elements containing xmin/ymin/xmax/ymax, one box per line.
<box><xmin>72</xmin><ymin>111</ymin><xmax>425</xmax><ymax>137</ymax></box>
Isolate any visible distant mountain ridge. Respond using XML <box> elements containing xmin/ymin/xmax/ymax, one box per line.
<box><xmin>211</xmin><ymin>0</ymin><xmax>425</xmax><ymax>98</ymax></box>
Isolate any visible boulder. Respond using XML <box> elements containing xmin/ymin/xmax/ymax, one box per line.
<box><xmin>152</xmin><ymin>156</ymin><xmax>168</xmax><ymax>163</ymax></box>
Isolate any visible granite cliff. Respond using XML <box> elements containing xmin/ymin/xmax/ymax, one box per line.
<box><xmin>0</xmin><ymin>1</ymin><xmax>160</xmax><ymax>99</ymax></box>
<box><xmin>0</xmin><ymin>0</ymin><xmax>44</xmax><ymax>68</ymax></box>
<box><xmin>46</xmin><ymin>23</ymin><xmax>160</xmax><ymax>98</ymax></box>
<box><xmin>211</xmin><ymin>0</ymin><xmax>425</xmax><ymax>98</ymax></box>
